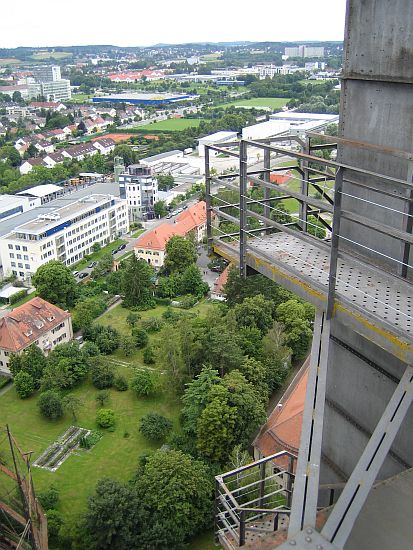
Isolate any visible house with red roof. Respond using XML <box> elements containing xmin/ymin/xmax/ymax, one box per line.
<box><xmin>134</xmin><ymin>201</ymin><xmax>208</xmax><ymax>268</ymax></box>
<box><xmin>0</xmin><ymin>297</ymin><xmax>73</xmax><ymax>374</ymax></box>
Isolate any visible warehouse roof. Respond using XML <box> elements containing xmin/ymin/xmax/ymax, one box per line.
<box><xmin>17</xmin><ymin>184</ymin><xmax>62</xmax><ymax>198</ymax></box>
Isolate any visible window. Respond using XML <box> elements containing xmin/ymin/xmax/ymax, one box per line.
<box><xmin>18</xmin><ymin>263</ymin><xmax>23</xmax><ymax>268</ymax></box>
<box><xmin>24</xmin><ymin>255</ymin><xmax>28</xmax><ymax>260</ymax></box>
<box><xmin>11</xmin><ymin>262</ymin><xmax>16</xmax><ymax>267</ymax></box>
<box><xmin>15</xmin><ymin>245</ymin><xmax>20</xmax><ymax>250</ymax></box>
<box><xmin>8</xmin><ymin>244</ymin><xmax>12</xmax><ymax>250</ymax></box>
<box><xmin>19</xmin><ymin>272</ymin><xmax>24</xmax><ymax>277</ymax></box>
<box><xmin>23</xmin><ymin>246</ymin><xmax>27</xmax><ymax>252</ymax></box>
<box><xmin>17</xmin><ymin>254</ymin><xmax>21</xmax><ymax>259</ymax></box>
<box><xmin>10</xmin><ymin>253</ymin><xmax>14</xmax><ymax>258</ymax></box>
<box><xmin>25</xmin><ymin>264</ymin><xmax>30</xmax><ymax>269</ymax></box>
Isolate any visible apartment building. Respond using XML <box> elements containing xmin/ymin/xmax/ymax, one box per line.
<box><xmin>0</xmin><ymin>297</ymin><xmax>73</xmax><ymax>374</ymax></box>
<box><xmin>118</xmin><ymin>165</ymin><xmax>158</xmax><ymax>221</ymax></box>
<box><xmin>0</xmin><ymin>194</ymin><xmax>129</xmax><ymax>282</ymax></box>
<box><xmin>28</xmin><ymin>79</ymin><xmax>71</xmax><ymax>102</ymax></box>
<box><xmin>33</xmin><ymin>65</ymin><xmax>62</xmax><ymax>82</ymax></box>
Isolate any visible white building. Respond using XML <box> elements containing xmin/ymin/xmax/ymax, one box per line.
<box><xmin>198</xmin><ymin>131</ymin><xmax>238</xmax><ymax>157</ymax></box>
<box><xmin>140</xmin><ymin>150</ymin><xmax>184</xmax><ymax>167</ymax></box>
<box><xmin>0</xmin><ymin>194</ymin><xmax>129</xmax><ymax>281</ymax></box>
<box><xmin>33</xmin><ymin>65</ymin><xmax>62</xmax><ymax>83</ymax></box>
<box><xmin>257</xmin><ymin>65</ymin><xmax>301</xmax><ymax>78</ymax></box>
<box><xmin>242</xmin><ymin>120</ymin><xmax>291</xmax><ymax>140</ymax></box>
<box><xmin>118</xmin><ymin>165</ymin><xmax>158</xmax><ymax>221</ymax></box>
<box><xmin>28</xmin><ymin>79</ymin><xmax>72</xmax><ymax>102</ymax></box>
<box><xmin>17</xmin><ymin>184</ymin><xmax>65</xmax><ymax>204</ymax></box>
<box><xmin>0</xmin><ymin>195</ymin><xmax>41</xmax><ymax>221</ymax></box>
<box><xmin>269</xmin><ymin>112</ymin><xmax>339</xmax><ymax>136</ymax></box>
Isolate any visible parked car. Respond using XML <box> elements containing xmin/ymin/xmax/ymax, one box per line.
<box><xmin>72</xmin><ymin>270</ymin><xmax>79</xmax><ymax>276</ymax></box>
<box><xmin>88</xmin><ymin>261</ymin><xmax>97</xmax><ymax>268</ymax></box>
<box><xmin>118</xmin><ymin>244</ymin><xmax>126</xmax><ymax>251</ymax></box>
<box><xmin>78</xmin><ymin>272</ymin><xmax>88</xmax><ymax>279</ymax></box>
<box><xmin>166</xmin><ymin>213</ymin><xmax>173</xmax><ymax>219</ymax></box>
<box><xmin>111</xmin><ymin>248</ymin><xmax>119</xmax><ymax>255</ymax></box>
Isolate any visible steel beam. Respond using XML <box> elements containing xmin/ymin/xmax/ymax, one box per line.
<box><xmin>288</xmin><ymin>312</ymin><xmax>331</xmax><ymax>536</ymax></box>
<box><xmin>321</xmin><ymin>365</ymin><xmax>413</xmax><ymax>548</ymax></box>
<box><xmin>327</xmin><ymin>168</ymin><xmax>343</xmax><ymax>319</ymax></box>
<box><xmin>239</xmin><ymin>140</ymin><xmax>248</xmax><ymax>278</ymax></box>
<box><xmin>205</xmin><ymin>146</ymin><xmax>213</xmax><ymax>254</ymax></box>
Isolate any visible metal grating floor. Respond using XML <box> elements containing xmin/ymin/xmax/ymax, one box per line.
<box><xmin>247</xmin><ymin>234</ymin><xmax>413</xmax><ymax>336</ymax></box>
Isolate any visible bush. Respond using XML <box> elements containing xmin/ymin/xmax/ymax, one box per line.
<box><xmin>9</xmin><ymin>289</ymin><xmax>28</xmax><ymax>305</ymax></box>
<box><xmin>14</xmin><ymin>371</ymin><xmax>35</xmax><ymax>399</ymax></box>
<box><xmin>38</xmin><ymin>391</ymin><xmax>63</xmax><ymax>420</ymax></box>
<box><xmin>139</xmin><ymin>413</ymin><xmax>172</xmax><ymax>441</ymax></box>
<box><xmin>91</xmin><ymin>363</ymin><xmax>114</xmax><ymax>389</ymax></box>
<box><xmin>141</xmin><ymin>317</ymin><xmax>164</xmax><ymax>333</ymax></box>
<box><xmin>95</xmin><ymin>390</ymin><xmax>110</xmax><ymax>407</ymax></box>
<box><xmin>177</xmin><ymin>295</ymin><xmax>197</xmax><ymax>309</ymax></box>
<box><xmin>113</xmin><ymin>375</ymin><xmax>128</xmax><ymax>391</ymax></box>
<box><xmin>154</xmin><ymin>297</ymin><xmax>172</xmax><ymax>306</ymax></box>
<box><xmin>46</xmin><ymin>509</ymin><xmax>63</xmax><ymax>539</ymax></box>
<box><xmin>143</xmin><ymin>347</ymin><xmax>155</xmax><ymax>365</ymax></box>
<box><xmin>38</xmin><ymin>485</ymin><xmax>59</xmax><ymax>510</ymax></box>
<box><xmin>130</xmin><ymin>369</ymin><xmax>155</xmax><ymax>397</ymax></box>
<box><xmin>79</xmin><ymin>430</ymin><xmax>103</xmax><ymax>449</ymax></box>
<box><xmin>96</xmin><ymin>408</ymin><xmax>115</xmax><ymax>429</ymax></box>
<box><xmin>132</xmin><ymin>328</ymin><xmax>148</xmax><ymax>349</ymax></box>
<box><xmin>81</xmin><ymin>341</ymin><xmax>100</xmax><ymax>358</ymax></box>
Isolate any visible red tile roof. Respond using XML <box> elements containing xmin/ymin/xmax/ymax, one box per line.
<box><xmin>254</xmin><ymin>360</ymin><xmax>309</xmax><ymax>469</ymax></box>
<box><xmin>134</xmin><ymin>202</ymin><xmax>207</xmax><ymax>252</ymax></box>
<box><xmin>213</xmin><ymin>265</ymin><xmax>230</xmax><ymax>295</ymax></box>
<box><xmin>0</xmin><ymin>297</ymin><xmax>71</xmax><ymax>353</ymax></box>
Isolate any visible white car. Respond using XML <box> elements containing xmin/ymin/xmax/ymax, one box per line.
<box><xmin>72</xmin><ymin>271</ymin><xmax>79</xmax><ymax>276</ymax></box>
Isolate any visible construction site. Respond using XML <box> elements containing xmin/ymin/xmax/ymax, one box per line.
<box><xmin>206</xmin><ymin>1</ymin><xmax>413</xmax><ymax>548</ymax></box>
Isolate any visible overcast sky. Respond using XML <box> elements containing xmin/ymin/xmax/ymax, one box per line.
<box><xmin>1</xmin><ymin>0</ymin><xmax>347</xmax><ymax>48</ymax></box>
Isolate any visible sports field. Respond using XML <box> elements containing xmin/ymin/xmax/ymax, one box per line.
<box><xmin>138</xmin><ymin>118</ymin><xmax>202</xmax><ymax>131</ymax></box>
<box><xmin>224</xmin><ymin>97</ymin><xmax>290</xmax><ymax>110</ymax></box>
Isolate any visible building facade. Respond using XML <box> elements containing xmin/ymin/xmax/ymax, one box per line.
<box><xmin>0</xmin><ymin>194</ymin><xmax>128</xmax><ymax>282</ymax></box>
<box><xmin>28</xmin><ymin>79</ymin><xmax>71</xmax><ymax>102</ymax></box>
<box><xmin>118</xmin><ymin>165</ymin><xmax>158</xmax><ymax>221</ymax></box>
<box><xmin>0</xmin><ymin>297</ymin><xmax>73</xmax><ymax>374</ymax></box>
<box><xmin>33</xmin><ymin>65</ymin><xmax>62</xmax><ymax>83</ymax></box>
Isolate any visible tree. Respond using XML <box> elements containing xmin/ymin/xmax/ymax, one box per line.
<box><xmin>45</xmin><ymin>510</ymin><xmax>63</xmax><ymax>540</ymax></box>
<box><xmin>154</xmin><ymin>200</ymin><xmax>168</xmax><ymax>218</ymax></box>
<box><xmin>63</xmin><ymin>394</ymin><xmax>83</xmax><ymax>421</ymax></box>
<box><xmin>126</xmin><ymin>312</ymin><xmax>140</xmax><ymax>327</ymax></box>
<box><xmin>164</xmin><ymin>236</ymin><xmax>197</xmax><ymax>274</ymax></box>
<box><xmin>46</xmin><ymin>342</ymin><xmax>89</xmax><ymax>388</ymax></box>
<box><xmin>85</xmin><ymin>325</ymin><xmax>120</xmax><ymax>354</ymax></box>
<box><xmin>113</xmin><ymin>144</ymin><xmax>136</xmax><ymax>166</ymax></box>
<box><xmin>130</xmin><ymin>369</ymin><xmax>155</xmax><ymax>397</ymax></box>
<box><xmin>181</xmin><ymin>366</ymin><xmax>220</xmax><ymax>436</ymax></box>
<box><xmin>143</xmin><ymin>347</ymin><xmax>155</xmax><ymax>364</ymax></box>
<box><xmin>139</xmin><ymin>413</ymin><xmax>172</xmax><ymax>441</ymax></box>
<box><xmin>157</xmin><ymin>174</ymin><xmax>174</xmax><ymax>191</ymax></box>
<box><xmin>121</xmin><ymin>255</ymin><xmax>154</xmax><ymax>308</ymax></box>
<box><xmin>132</xmin><ymin>328</ymin><xmax>148</xmax><ymax>349</ymax></box>
<box><xmin>96</xmin><ymin>390</ymin><xmax>110</xmax><ymax>407</ymax></box>
<box><xmin>276</xmin><ymin>300</ymin><xmax>313</xmax><ymax>359</ymax></box>
<box><xmin>91</xmin><ymin>362</ymin><xmax>114</xmax><ymax>389</ymax></box>
<box><xmin>14</xmin><ymin>371</ymin><xmax>35</xmax><ymax>399</ymax></box>
<box><xmin>83</xmin><ymin>478</ymin><xmax>145</xmax><ymax>550</ymax></box>
<box><xmin>224</xmin><ymin>267</ymin><xmax>292</xmax><ymax>307</ymax></box>
<box><xmin>135</xmin><ymin>450</ymin><xmax>213</xmax><ymax>548</ymax></box>
<box><xmin>96</xmin><ymin>408</ymin><xmax>115</xmax><ymax>429</ymax></box>
<box><xmin>180</xmin><ymin>264</ymin><xmax>209</xmax><ymax>297</ymax></box>
<box><xmin>92</xmin><ymin>253</ymin><xmax>113</xmax><ymax>279</ymax></box>
<box><xmin>11</xmin><ymin>345</ymin><xmax>47</xmax><ymax>388</ymax></box>
<box><xmin>113</xmin><ymin>375</ymin><xmax>128</xmax><ymax>391</ymax></box>
<box><xmin>32</xmin><ymin>261</ymin><xmax>78</xmax><ymax>309</ymax></box>
<box><xmin>38</xmin><ymin>390</ymin><xmax>63</xmax><ymax>420</ymax></box>
<box><xmin>232</xmin><ymin>294</ymin><xmax>274</xmax><ymax>334</ymax></box>
<box><xmin>119</xmin><ymin>335</ymin><xmax>136</xmax><ymax>356</ymax></box>
<box><xmin>38</xmin><ymin>485</ymin><xmax>59</xmax><ymax>510</ymax></box>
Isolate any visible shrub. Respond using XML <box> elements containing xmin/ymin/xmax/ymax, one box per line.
<box><xmin>91</xmin><ymin>363</ymin><xmax>114</xmax><ymax>389</ymax></box>
<box><xmin>38</xmin><ymin>391</ymin><xmax>63</xmax><ymax>420</ymax></box>
<box><xmin>139</xmin><ymin>413</ymin><xmax>172</xmax><ymax>441</ymax></box>
<box><xmin>178</xmin><ymin>295</ymin><xmax>197</xmax><ymax>309</ymax></box>
<box><xmin>38</xmin><ymin>485</ymin><xmax>59</xmax><ymax>510</ymax></box>
<box><xmin>46</xmin><ymin>509</ymin><xmax>63</xmax><ymax>539</ymax></box>
<box><xmin>141</xmin><ymin>317</ymin><xmax>164</xmax><ymax>333</ymax></box>
<box><xmin>143</xmin><ymin>347</ymin><xmax>155</xmax><ymax>365</ymax></box>
<box><xmin>9</xmin><ymin>289</ymin><xmax>28</xmax><ymax>305</ymax></box>
<box><xmin>130</xmin><ymin>369</ymin><xmax>155</xmax><ymax>397</ymax></box>
<box><xmin>81</xmin><ymin>341</ymin><xmax>100</xmax><ymax>357</ymax></box>
<box><xmin>96</xmin><ymin>408</ymin><xmax>115</xmax><ymax>429</ymax></box>
<box><xmin>79</xmin><ymin>431</ymin><xmax>103</xmax><ymax>449</ymax></box>
<box><xmin>95</xmin><ymin>390</ymin><xmax>110</xmax><ymax>407</ymax></box>
<box><xmin>126</xmin><ymin>312</ymin><xmax>140</xmax><ymax>327</ymax></box>
<box><xmin>14</xmin><ymin>371</ymin><xmax>35</xmax><ymax>399</ymax></box>
<box><xmin>132</xmin><ymin>328</ymin><xmax>148</xmax><ymax>349</ymax></box>
<box><xmin>113</xmin><ymin>375</ymin><xmax>128</xmax><ymax>391</ymax></box>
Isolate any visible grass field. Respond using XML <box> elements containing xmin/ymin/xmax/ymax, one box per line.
<box><xmin>31</xmin><ymin>51</ymin><xmax>72</xmax><ymax>60</ymax></box>
<box><xmin>70</xmin><ymin>93</ymin><xmax>92</xmax><ymax>103</ymax></box>
<box><xmin>138</xmin><ymin>118</ymin><xmax>202</xmax><ymax>131</ymax></box>
<box><xmin>72</xmin><ymin>238</ymin><xmax>127</xmax><ymax>271</ymax></box>
<box><xmin>0</xmin><ymin>58</ymin><xmax>20</xmax><ymax>65</ymax></box>
<box><xmin>223</xmin><ymin>97</ymin><xmax>290</xmax><ymax>110</ymax></box>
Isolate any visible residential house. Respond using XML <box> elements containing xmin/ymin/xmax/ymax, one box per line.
<box><xmin>134</xmin><ymin>201</ymin><xmax>208</xmax><ymax>267</ymax></box>
<box><xmin>0</xmin><ymin>297</ymin><xmax>73</xmax><ymax>374</ymax></box>
<box><xmin>29</xmin><ymin>101</ymin><xmax>66</xmax><ymax>112</ymax></box>
<box><xmin>92</xmin><ymin>137</ymin><xmax>116</xmax><ymax>155</ymax></box>
<box><xmin>42</xmin><ymin>151</ymin><xmax>67</xmax><ymax>168</ymax></box>
<box><xmin>19</xmin><ymin>158</ymin><xmax>48</xmax><ymax>175</ymax></box>
<box><xmin>211</xmin><ymin>265</ymin><xmax>230</xmax><ymax>301</ymax></box>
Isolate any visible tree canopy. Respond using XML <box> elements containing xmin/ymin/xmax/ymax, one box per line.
<box><xmin>32</xmin><ymin>261</ymin><xmax>78</xmax><ymax>309</ymax></box>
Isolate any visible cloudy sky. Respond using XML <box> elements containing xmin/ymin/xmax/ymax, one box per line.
<box><xmin>1</xmin><ymin>0</ymin><xmax>347</xmax><ymax>48</ymax></box>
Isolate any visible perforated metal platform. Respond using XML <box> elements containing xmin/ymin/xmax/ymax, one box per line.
<box><xmin>213</xmin><ymin>234</ymin><xmax>413</xmax><ymax>362</ymax></box>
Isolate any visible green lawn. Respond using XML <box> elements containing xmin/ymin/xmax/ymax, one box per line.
<box><xmin>223</xmin><ymin>97</ymin><xmax>290</xmax><ymax>110</ymax></box>
<box><xmin>130</xmin><ymin>228</ymin><xmax>145</xmax><ymax>238</ymax></box>
<box><xmin>138</xmin><ymin>118</ymin><xmax>202</xmax><ymax>132</ymax></box>
<box><xmin>70</xmin><ymin>93</ymin><xmax>92</xmax><ymax>103</ymax></box>
<box><xmin>73</xmin><ymin>239</ymin><xmax>127</xmax><ymax>271</ymax></box>
<box><xmin>31</xmin><ymin>51</ymin><xmax>72</xmax><ymax>60</ymax></box>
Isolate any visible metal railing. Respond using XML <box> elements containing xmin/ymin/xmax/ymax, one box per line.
<box><xmin>215</xmin><ymin>451</ymin><xmax>296</xmax><ymax>548</ymax></box>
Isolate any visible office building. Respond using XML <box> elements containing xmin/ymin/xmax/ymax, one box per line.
<box><xmin>0</xmin><ymin>194</ymin><xmax>128</xmax><ymax>282</ymax></box>
<box><xmin>33</xmin><ymin>65</ymin><xmax>61</xmax><ymax>83</ymax></box>
<box><xmin>28</xmin><ymin>79</ymin><xmax>71</xmax><ymax>102</ymax></box>
<box><xmin>284</xmin><ymin>45</ymin><xmax>325</xmax><ymax>58</ymax></box>
<box><xmin>0</xmin><ymin>297</ymin><xmax>73</xmax><ymax>374</ymax></box>
<box><xmin>0</xmin><ymin>195</ymin><xmax>41</xmax><ymax>221</ymax></box>
<box><xmin>118</xmin><ymin>165</ymin><xmax>158</xmax><ymax>221</ymax></box>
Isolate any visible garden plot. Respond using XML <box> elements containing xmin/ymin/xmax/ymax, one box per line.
<box><xmin>33</xmin><ymin>426</ymin><xmax>90</xmax><ymax>471</ymax></box>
